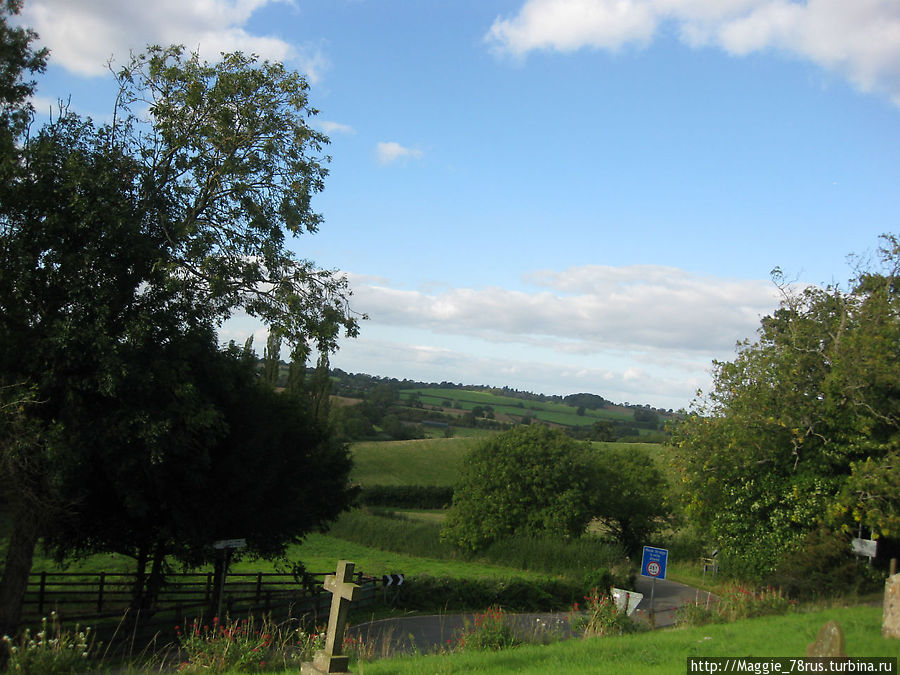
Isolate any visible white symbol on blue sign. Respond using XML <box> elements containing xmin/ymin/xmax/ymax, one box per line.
<box><xmin>641</xmin><ymin>546</ymin><xmax>668</xmax><ymax>580</ymax></box>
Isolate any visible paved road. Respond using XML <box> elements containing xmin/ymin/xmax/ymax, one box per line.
<box><xmin>633</xmin><ymin>575</ymin><xmax>716</xmax><ymax>628</ymax></box>
<box><xmin>346</xmin><ymin>577</ymin><xmax>715</xmax><ymax>657</ymax></box>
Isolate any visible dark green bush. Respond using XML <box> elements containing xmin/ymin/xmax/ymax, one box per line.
<box><xmin>768</xmin><ymin>528</ymin><xmax>884</xmax><ymax>599</ymax></box>
<box><xmin>396</xmin><ymin>575</ymin><xmax>583</xmax><ymax>612</ymax></box>
<box><xmin>357</xmin><ymin>485</ymin><xmax>453</xmax><ymax>509</ymax></box>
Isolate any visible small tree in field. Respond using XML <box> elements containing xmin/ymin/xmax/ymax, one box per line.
<box><xmin>441</xmin><ymin>425</ymin><xmax>595</xmax><ymax>551</ymax></box>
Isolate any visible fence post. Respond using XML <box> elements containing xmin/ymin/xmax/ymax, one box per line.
<box><xmin>97</xmin><ymin>572</ymin><xmax>106</xmax><ymax>614</ymax></box>
<box><xmin>38</xmin><ymin>572</ymin><xmax>47</xmax><ymax>615</ymax></box>
<box><xmin>255</xmin><ymin>572</ymin><xmax>262</xmax><ymax>606</ymax></box>
<box><xmin>205</xmin><ymin>572</ymin><xmax>212</xmax><ymax>604</ymax></box>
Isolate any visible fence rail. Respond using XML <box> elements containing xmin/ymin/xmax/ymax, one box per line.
<box><xmin>21</xmin><ymin>570</ymin><xmax>378</xmax><ymax>624</ymax></box>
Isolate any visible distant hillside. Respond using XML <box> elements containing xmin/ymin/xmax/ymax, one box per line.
<box><xmin>324</xmin><ymin>369</ymin><xmax>677</xmax><ymax>444</ymax></box>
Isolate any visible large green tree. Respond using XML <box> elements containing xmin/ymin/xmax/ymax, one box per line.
<box><xmin>0</xmin><ymin>113</ymin><xmax>154</xmax><ymax>634</ymax></box>
<box><xmin>585</xmin><ymin>445</ymin><xmax>672</xmax><ymax>556</ymax></box>
<box><xmin>42</xmin><ymin>334</ymin><xmax>354</xmax><ymax>611</ymax></box>
<box><xmin>673</xmin><ymin>238</ymin><xmax>900</xmax><ymax>578</ymax></box>
<box><xmin>0</xmin><ymin>26</ymin><xmax>359</xmax><ymax>633</ymax></box>
<box><xmin>112</xmin><ymin>45</ymin><xmax>360</xmax><ymax>356</ymax></box>
<box><xmin>441</xmin><ymin>425</ymin><xmax>597</xmax><ymax>551</ymax></box>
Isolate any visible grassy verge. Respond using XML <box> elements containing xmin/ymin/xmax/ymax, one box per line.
<box><xmin>353</xmin><ymin>605</ymin><xmax>898</xmax><ymax>675</ymax></box>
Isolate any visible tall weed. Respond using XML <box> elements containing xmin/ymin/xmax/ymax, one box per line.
<box><xmin>452</xmin><ymin>606</ymin><xmax>521</xmax><ymax>652</ymax></box>
<box><xmin>174</xmin><ymin>614</ymin><xmax>324</xmax><ymax>673</ymax></box>
<box><xmin>1</xmin><ymin>612</ymin><xmax>97</xmax><ymax>675</ymax></box>
<box><xmin>569</xmin><ymin>588</ymin><xmax>638</xmax><ymax>638</ymax></box>
<box><xmin>676</xmin><ymin>583</ymin><xmax>795</xmax><ymax>626</ymax></box>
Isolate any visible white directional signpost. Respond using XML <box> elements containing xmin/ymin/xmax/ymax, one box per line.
<box><xmin>641</xmin><ymin>545</ymin><xmax>669</xmax><ymax>627</ymax></box>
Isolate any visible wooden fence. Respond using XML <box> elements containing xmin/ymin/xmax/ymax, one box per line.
<box><xmin>21</xmin><ymin>569</ymin><xmax>379</xmax><ymax>625</ymax></box>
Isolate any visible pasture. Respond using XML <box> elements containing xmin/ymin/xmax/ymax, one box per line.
<box><xmin>349</xmin><ymin>436</ymin><xmax>483</xmax><ymax>486</ymax></box>
<box><xmin>402</xmin><ymin>387</ymin><xmax>639</xmax><ymax>427</ymax></box>
<box><xmin>350</xmin><ymin>436</ymin><xmax>672</xmax><ymax>488</ymax></box>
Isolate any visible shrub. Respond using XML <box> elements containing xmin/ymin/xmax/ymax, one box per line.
<box><xmin>174</xmin><ymin>614</ymin><xmax>324</xmax><ymax>673</ymax></box>
<box><xmin>357</xmin><ymin>485</ymin><xmax>453</xmax><ymax>509</ymax></box>
<box><xmin>769</xmin><ymin>528</ymin><xmax>883</xmax><ymax>599</ymax></box>
<box><xmin>452</xmin><ymin>606</ymin><xmax>521</xmax><ymax>652</ymax></box>
<box><xmin>676</xmin><ymin>584</ymin><xmax>794</xmax><ymax>627</ymax></box>
<box><xmin>397</xmin><ymin>575</ymin><xmax>583</xmax><ymax>612</ymax></box>
<box><xmin>570</xmin><ymin>588</ymin><xmax>636</xmax><ymax>637</ymax></box>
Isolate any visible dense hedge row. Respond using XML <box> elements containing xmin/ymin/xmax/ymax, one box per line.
<box><xmin>357</xmin><ymin>485</ymin><xmax>454</xmax><ymax>509</ymax></box>
<box><xmin>394</xmin><ymin>575</ymin><xmax>585</xmax><ymax>612</ymax></box>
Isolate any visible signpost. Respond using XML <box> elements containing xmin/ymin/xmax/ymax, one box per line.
<box><xmin>641</xmin><ymin>546</ymin><xmax>669</xmax><ymax>627</ymax></box>
<box><xmin>852</xmin><ymin>537</ymin><xmax>877</xmax><ymax>560</ymax></box>
<box><xmin>382</xmin><ymin>573</ymin><xmax>404</xmax><ymax>605</ymax></box>
<box><xmin>211</xmin><ymin>538</ymin><xmax>246</xmax><ymax>618</ymax></box>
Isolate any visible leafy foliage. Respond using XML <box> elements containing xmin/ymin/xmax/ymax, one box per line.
<box><xmin>0</xmin><ymin>0</ymin><xmax>46</xmax><ymax>148</ymax></box>
<box><xmin>441</xmin><ymin>426</ymin><xmax>596</xmax><ymax>551</ymax></box>
<box><xmin>0</xmin><ymin>26</ymin><xmax>359</xmax><ymax>632</ymax></box>
<box><xmin>452</xmin><ymin>606</ymin><xmax>521</xmax><ymax>652</ymax></box>
<box><xmin>585</xmin><ymin>445</ymin><xmax>673</xmax><ymax>555</ymax></box>
<box><xmin>673</xmin><ymin>237</ymin><xmax>900</xmax><ymax>577</ymax></box>
<box><xmin>113</xmin><ymin>45</ymin><xmax>359</xmax><ymax>357</ymax></box>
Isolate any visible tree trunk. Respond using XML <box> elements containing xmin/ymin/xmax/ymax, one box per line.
<box><xmin>143</xmin><ymin>540</ymin><xmax>166</xmax><ymax>611</ymax></box>
<box><xmin>130</xmin><ymin>544</ymin><xmax>148</xmax><ymax>613</ymax></box>
<box><xmin>0</xmin><ymin>509</ymin><xmax>40</xmax><ymax>638</ymax></box>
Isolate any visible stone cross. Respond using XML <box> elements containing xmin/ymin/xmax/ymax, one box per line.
<box><xmin>302</xmin><ymin>560</ymin><xmax>361</xmax><ymax>675</ymax></box>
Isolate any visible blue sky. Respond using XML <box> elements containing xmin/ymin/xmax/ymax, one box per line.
<box><xmin>17</xmin><ymin>0</ymin><xmax>900</xmax><ymax>410</ymax></box>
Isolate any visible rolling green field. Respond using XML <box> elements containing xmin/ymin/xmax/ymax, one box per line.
<box><xmin>402</xmin><ymin>388</ymin><xmax>639</xmax><ymax>426</ymax></box>
<box><xmin>350</xmin><ymin>436</ymin><xmax>672</xmax><ymax>488</ymax></box>
<box><xmin>349</xmin><ymin>436</ymin><xmax>485</xmax><ymax>486</ymax></box>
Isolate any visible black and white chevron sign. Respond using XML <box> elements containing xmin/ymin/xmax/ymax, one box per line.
<box><xmin>382</xmin><ymin>574</ymin><xmax>405</xmax><ymax>587</ymax></box>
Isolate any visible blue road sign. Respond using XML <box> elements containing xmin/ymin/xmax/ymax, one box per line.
<box><xmin>641</xmin><ymin>546</ymin><xmax>668</xmax><ymax>580</ymax></box>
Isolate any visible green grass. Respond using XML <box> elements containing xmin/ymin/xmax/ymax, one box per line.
<box><xmin>290</xmin><ymin>532</ymin><xmax>556</xmax><ymax>582</ymax></box>
<box><xmin>350</xmin><ymin>437</ymin><xmax>674</xmax><ymax>490</ymax></box>
<box><xmin>325</xmin><ymin>510</ymin><xmax>627</xmax><ymax>585</ymax></box>
<box><xmin>351</xmin><ymin>605</ymin><xmax>898</xmax><ymax>674</ymax></box>
<box><xmin>403</xmin><ymin>388</ymin><xmax>640</xmax><ymax>426</ymax></box>
<box><xmin>350</xmin><ymin>437</ymin><xmax>484</xmax><ymax>486</ymax></box>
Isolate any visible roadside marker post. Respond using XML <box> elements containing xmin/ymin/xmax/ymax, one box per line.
<box><xmin>641</xmin><ymin>546</ymin><xmax>669</xmax><ymax>628</ymax></box>
<box><xmin>211</xmin><ymin>538</ymin><xmax>247</xmax><ymax>619</ymax></box>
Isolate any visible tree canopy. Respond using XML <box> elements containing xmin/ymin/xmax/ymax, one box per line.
<box><xmin>441</xmin><ymin>425</ymin><xmax>671</xmax><ymax>553</ymax></box>
<box><xmin>673</xmin><ymin>237</ymin><xmax>900</xmax><ymax>577</ymax></box>
<box><xmin>0</xmin><ymin>11</ymin><xmax>359</xmax><ymax>633</ymax></box>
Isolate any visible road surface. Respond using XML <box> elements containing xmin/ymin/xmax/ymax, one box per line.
<box><xmin>346</xmin><ymin>577</ymin><xmax>714</xmax><ymax>657</ymax></box>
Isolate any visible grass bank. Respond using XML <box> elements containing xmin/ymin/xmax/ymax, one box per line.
<box><xmin>326</xmin><ymin>509</ymin><xmax>630</xmax><ymax>586</ymax></box>
<box><xmin>354</xmin><ymin>605</ymin><xmax>898</xmax><ymax>674</ymax></box>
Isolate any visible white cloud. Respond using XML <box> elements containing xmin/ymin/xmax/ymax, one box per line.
<box><xmin>486</xmin><ymin>0</ymin><xmax>658</xmax><ymax>55</ymax></box>
<box><xmin>221</xmin><ymin>264</ymin><xmax>783</xmax><ymax>410</ymax></box>
<box><xmin>19</xmin><ymin>0</ymin><xmax>327</xmax><ymax>82</ymax></box>
<box><xmin>487</xmin><ymin>0</ymin><xmax>900</xmax><ymax>105</ymax></box>
<box><xmin>317</xmin><ymin>120</ymin><xmax>356</xmax><ymax>135</ymax></box>
<box><xmin>375</xmin><ymin>141</ymin><xmax>424</xmax><ymax>165</ymax></box>
<box><xmin>348</xmin><ymin>264</ymin><xmax>778</xmax><ymax>355</ymax></box>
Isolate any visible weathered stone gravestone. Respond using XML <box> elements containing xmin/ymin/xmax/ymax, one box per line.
<box><xmin>301</xmin><ymin>560</ymin><xmax>361</xmax><ymax>674</ymax></box>
<box><xmin>884</xmin><ymin>573</ymin><xmax>900</xmax><ymax>640</ymax></box>
<box><xmin>806</xmin><ymin>620</ymin><xmax>846</xmax><ymax>657</ymax></box>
